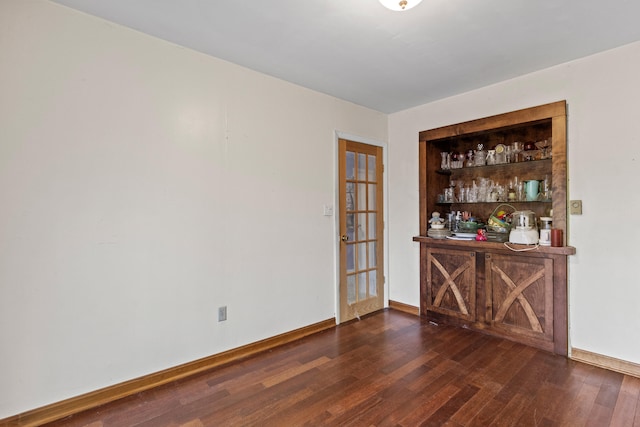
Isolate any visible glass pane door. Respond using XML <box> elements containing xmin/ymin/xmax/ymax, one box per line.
<box><xmin>339</xmin><ymin>139</ymin><xmax>384</xmax><ymax>322</ymax></box>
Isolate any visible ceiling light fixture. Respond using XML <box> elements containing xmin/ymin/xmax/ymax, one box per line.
<box><xmin>379</xmin><ymin>0</ymin><xmax>423</xmax><ymax>11</ymax></box>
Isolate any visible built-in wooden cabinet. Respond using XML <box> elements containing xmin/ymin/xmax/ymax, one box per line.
<box><xmin>416</xmin><ymin>241</ymin><xmax>573</xmax><ymax>354</ymax></box>
<box><xmin>414</xmin><ymin>101</ymin><xmax>576</xmax><ymax>355</ymax></box>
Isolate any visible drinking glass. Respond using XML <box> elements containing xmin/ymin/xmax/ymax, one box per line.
<box><xmin>504</xmin><ymin>146</ymin><xmax>512</xmax><ymax>163</ymax></box>
<box><xmin>516</xmin><ymin>182</ymin><xmax>524</xmax><ymax>201</ymax></box>
<box><xmin>512</xmin><ymin>142</ymin><xmax>523</xmax><ymax>163</ymax></box>
<box><xmin>440</xmin><ymin>152</ymin><xmax>450</xmax><ymax>170</ymax></box>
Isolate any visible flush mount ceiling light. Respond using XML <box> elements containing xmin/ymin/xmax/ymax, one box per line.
<box><xmin>379</xmin><ymin>0</ymin><xmax>423</xmax><ymax>11</ymax></box>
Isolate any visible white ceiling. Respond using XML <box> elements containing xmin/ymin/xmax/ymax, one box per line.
<box><xmin>51</xmin><ymin>0</ymin><xmax>640</xmax><ymax>113</ymax></box>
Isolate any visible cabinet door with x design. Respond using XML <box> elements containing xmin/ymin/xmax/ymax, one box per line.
<box><xmin>425</xmin><ymin>248</ymin><xmax>476</xmax><ymax>322</ymax></box>
<box><xmin>485</xmin><ymin>253</ymin><xmax>554</xmax><ymax>345</ymax></box>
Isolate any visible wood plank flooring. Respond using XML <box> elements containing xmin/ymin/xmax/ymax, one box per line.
<box><xmin>44</xmin><ymin>310</ymin><xmax>640</xmax><ymax>426</ymax></box>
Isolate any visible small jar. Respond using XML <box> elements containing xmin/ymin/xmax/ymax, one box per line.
<box><xmin>486</xmin><ymin>150</ymin><xmax>496</xmax><ymax>165</ymax></box>
<box><xmin>551</xmin><ymin>229</ymin><xmax>563</xmax><ymax>247</ymax></box>
<box><xmin>539</xmin><ymin>217</ymin><xmax>552</xmax><ymax>246</ymax></box>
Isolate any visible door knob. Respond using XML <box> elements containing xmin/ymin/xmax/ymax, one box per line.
<box><xmin>341</xmin><ymin>235</ymin><xmax>349</xmax><ymax>242</ymax></box>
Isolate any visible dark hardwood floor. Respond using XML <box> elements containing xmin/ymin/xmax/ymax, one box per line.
<box><xmin>45</xmin><ymin>310</ymin><xmax>640</xmax><ymax>426</ymax></box>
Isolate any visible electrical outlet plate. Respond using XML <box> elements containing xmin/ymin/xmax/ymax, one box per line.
<box><xmin>218</xmin><ymin>306</ymin><xmax>227</xmax><ymax>322</ymax></box>
<box><xmin>570</xmin><ymin>200</ymin><xmax>582</xmax><ymax>215</ymax></box>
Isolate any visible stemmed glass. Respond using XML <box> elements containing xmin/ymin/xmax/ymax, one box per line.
<box><xmin>535</xmin><ymin>139</ymin><xmax>552</xmax><ymax>159</ymax></box>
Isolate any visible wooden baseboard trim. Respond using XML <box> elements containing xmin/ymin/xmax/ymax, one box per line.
<box><xmin>571</xmin><ymin>347</ymin><xmax>640</xmax><ymax>378</ymax></box>
<box><xmin>389</xmin><ymin>300</ymin><xmax>420</xmax><ymax>316</ymax></box>
<box><xmin>1</xmin><ymin>318</ymin><xmax>336</xmax><ymax>427</ymax></box>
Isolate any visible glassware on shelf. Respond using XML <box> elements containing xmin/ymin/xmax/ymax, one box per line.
<box><xmin>535</xmin><ymin>139</ymin><xmax>552</xmax><ymax>159</ymax></box>
<box><xmin>444</xmin><ymin>187</ymin><xmax>454</xmax><ymax>202</ymax></box>
<box><xmin>495</xmin><ymin>144</ymin><xmax>506</xmax><ymax>164</ymax></box>
<box><xmin>504</xmin><ymin>145</ymin><xmax>512</xmax><ymax>163</ymax></box>
<box><xmin>465</xmin><ymin>150</ymin><xmax>474</xmax><ymax>167</ymax></box>
<box><xmin>523</xmin><ymin>142</ymin><xmax>536</xmax><ymax>161</ymax></box>
<box><xmin>458</xmin><ymin>186</ymin><xmax>466</xmax><ymax>203</ymax></box>
<box><xmin>474</xmin><ymin>144</ymin><xmax>486</xmax><ymax>166</ymax></box>
<box><xmin>524</xmin><ymin>180</ymin><xmax>540</xmax><ymax>201</ymax></box>
<box><xmin>477</xmin><ymin>177</ymin><xmax>489</xmax><ymax>201</ymax></box>
<box><xmin>516</xmin><ymin>181</ymin><xmax>525</xmax><ymax>201</ymax></box>
<box><xmin>486</xmin><ymin>149</ymin><xmax>496</xmax><ymax>165</ymax></box>
<box><xmin>440</xmin><ymin>152</ymin><xmax>450</xmax><ymax>170</ymax></box>
<box><xmin>438</xmin><ymin>171</ymin><xmax>553</xmax><ymax>205</ymax></box>
<box><xmin>541</xmin><ymin>174</ymin><xmax>551</xmax><ymax>200</ymax></box>
<box><xmin>450</xmin><ymin>152</ymin><xmax>464</xmax><ymax>169</ymax></box>
<box><xmin>508</xmin><ymin>183</ymin><xmax>516</xmax><ymax>201</ymax></box>
<box><xmin>512</xmin><ymin>141</ymin><xmax>523</xmax><ymax>163</ymax></box>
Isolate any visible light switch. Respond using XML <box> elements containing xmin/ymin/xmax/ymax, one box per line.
<box><xmin>323</xmin><ymin>205</ymin><xmax>334</xmax><ymax>216</ymax></box>
<box><xmin>570</xmin><ymin>200</ymin><xmax>582</xmax><ymax>215</ymax></box>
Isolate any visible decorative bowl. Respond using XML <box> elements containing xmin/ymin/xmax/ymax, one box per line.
<box><xmin>457</xmin><ymin>221</ymin><xmax>480</xmax><ymax>233</ymax></box>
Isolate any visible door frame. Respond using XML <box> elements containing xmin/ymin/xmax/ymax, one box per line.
<box><xmin>333</xmin><ymin>131</ymin><xmax>389</xmax><ymax>324</ymax></box>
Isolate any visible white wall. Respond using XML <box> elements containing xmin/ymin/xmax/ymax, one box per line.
<box><xmin>0</xmin><ymin>0</ymin><xmax>387</xmax><ymax>417</ymax></box>
<box><xmin>388</xmin><ymin>40</ymin><xmax>640</xmax><ymax>365</ymax></box>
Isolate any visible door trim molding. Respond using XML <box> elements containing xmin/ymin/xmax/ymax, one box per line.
<box><xmin>334</xmin><ymin>131</ymin><xmax>388</xmax><ymax>324</ymax></box>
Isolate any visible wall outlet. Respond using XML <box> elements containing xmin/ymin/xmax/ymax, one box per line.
<box><xmin>218</xmin><ymin>306</ymin><xmax>227</xmax><ymax>322</ymax></box>
<box><xmin>570</xmin><ymin>200</ymin><xmax>583</xmax><ymax>215</ymax></box>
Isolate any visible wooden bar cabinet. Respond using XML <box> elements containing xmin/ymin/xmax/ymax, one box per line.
<box><xmin>414</xmin><ymin>101</ymin><xmax>575</xmax><ymax>355</ymax></box>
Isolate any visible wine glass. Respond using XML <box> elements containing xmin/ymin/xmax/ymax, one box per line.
<box><xmin>535</xmin><ymin>139</ymin><xmax>551</xmax><ymax>159</ymax></box>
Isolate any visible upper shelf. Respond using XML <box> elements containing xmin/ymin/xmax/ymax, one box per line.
<box><xmin>436</xmin><ymin>158</ymin><xmax>552</xmax><ymax>175</ymax></box>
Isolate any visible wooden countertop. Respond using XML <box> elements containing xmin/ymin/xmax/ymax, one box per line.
<box><xmin>413</xmin><ymin>235</ymin><xmax>576</xmax><ymax>256</ymax></box>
